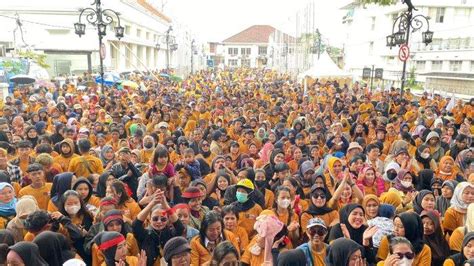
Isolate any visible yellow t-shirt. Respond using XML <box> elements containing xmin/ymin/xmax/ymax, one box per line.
<box><xmin>18</xmin><ymin>183</ymin><xmax>52</xmax><ymax>210</ymax></box>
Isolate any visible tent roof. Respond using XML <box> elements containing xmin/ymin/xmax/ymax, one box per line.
<box><xmin>298</xmin><ymin>51</ymin><xmax>352</xmax><ymax>79</ymax></box>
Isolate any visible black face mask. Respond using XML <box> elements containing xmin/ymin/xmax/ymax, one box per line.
<box><xmin>387</xmin><ymin>171</ymin><xmax>397</xmax><ymax>181</ymax></box>
<box><xmin>144</xmin><ymin>142</ymin><xmax>154</xmax><ymax>149</ymax></box>
<box><xmin>255</xmin><ymin>180</ymin><xmax>267</xmax><ymax>190</ymax></box>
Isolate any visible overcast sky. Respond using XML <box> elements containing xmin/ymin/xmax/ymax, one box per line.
<box><xmin>164</xmin><ymin>0</ymin><xmax>348</xmax><ymax>47</ymax></box>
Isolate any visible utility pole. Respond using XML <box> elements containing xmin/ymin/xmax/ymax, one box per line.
<box><xmin>191</xmin><ymin>39</ymin><xmax>195</xmax><ymax>74</ymax></box>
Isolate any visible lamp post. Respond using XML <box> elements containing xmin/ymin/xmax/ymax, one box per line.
<box><xmin>74</xmin><ymin>0</ymin><xmax>124</xmax><ymax>94</ymax></box>
<box><xmin>191</xmin><ymin>39</ymin><xmax>196</xmax><ymax>74</ymax></box>
<box><xmin>385</xmin><ymin>2</ymin><xmax>433</xmax><ymax>97</ymax></box>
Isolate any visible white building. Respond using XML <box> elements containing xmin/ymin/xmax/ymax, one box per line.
<box><xmin>341</xmin><ymin>0</ymin><xmax>474</xmax><ymax>95</ymax></box>
<box><xmin>0</xmin><ymin>0</ymin><xmax>200</xmax><ymax>77</ymax></box>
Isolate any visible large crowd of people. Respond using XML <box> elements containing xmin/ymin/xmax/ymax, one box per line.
<box><xmin>0</xmin><ymin>68</ymin><xmax>473</xmax><ymax>266</ymax></box>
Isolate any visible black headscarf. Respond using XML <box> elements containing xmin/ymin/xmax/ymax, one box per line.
<box><xmin>50</xmin><ymin>172</ymin><xmax>74</xmax><ymax>207</ymax></box>
<box><xmin>449</xmin><ymin>232</ymin><xmax>474</xmax><ymax>266</ymax></box>
<box><xmin>97</xmin><ymin>171</ymin><xmax>113</xmax><ymax>198</ymax></box>
<box><xmin>305</xmin><ymin>187</ymin><xmax>334</xmax><ymax>216</ymax></box>
<box><xmin>94</xmin><ymin>231</ymin><xmax>128</xmax><ymax>266</ymax></box>
<box><xmin>33</xmin><ymin>231</ymin><xmax>75</xmax><ymax>266</ymax></box>
<box><xmin>328</xmin><ymin>203</ymin><xmax>367</xmax><ymax>245</ymax></box>
<box><xmin>8</xmin><ymin>242</ymin><xmax>48</xmax><ymax>266</ymax></box>
<box><xmin>72</xmin><ymin>177</ymin><xmax>94</xmax><ymax>203</ymax></box>
<box><xmin>412</xmin><ymin>190</ymin><xmax>434</xmax><ymax>214</ymax></box>
<box><xmin>415</xmin><ymin>144</ymin><xmax>432</xmax><ymax>169</ymax></box>
<box><xmin>393</xmin><ymin>212</ymin><xmax>425</xmax><ymax>254</ymax></box>
<box><xmin>326</xmin><ymin>238</ymin><xmax>363</xmax><ymax>266</ymax></box>
<box><xmin>421</xmin><ymin>211</ymin><xmax>450</xmax><ymax>266</ymax></box>
<box><xmin>416</xmin><ymin>169</ymin><xmax>434</xmax><ymax>191</ymax></box>
<box><xmin>277</xmin><ymin>249</ymin><xmax>306</xmax><ymax>266</ymax></box>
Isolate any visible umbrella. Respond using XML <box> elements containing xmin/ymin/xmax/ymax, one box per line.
<box><xmin>159</xmin><ymin>73</ymin><xmax>170</xmax><ymax>78</ymax></box>
<box><xmin>10</xmin><ymin>74</ymin><xmax>36</xmax><ymax>84</ymax></box>
<box><xmin>36</xmin><ymin>80</ymin><xmax>55</xmax><ymax>88</ymax></box>
<box><xmin>121</xmin><ymin>80</ymin><xmax>139</xmax><ymax>89</ymax></box>
<box><xmin>95</xmin><ymin>72</ymin><xmax>121</xmax><ymax>86</ymax></box>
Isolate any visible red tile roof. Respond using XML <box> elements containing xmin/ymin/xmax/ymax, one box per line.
<box><xmin>137</xmin><ymin>0</ymin><xmax>172</xmax><ymax>23</ymax></box>
<box><xmin>222</xmin><ymin>25</ymin><xmax>276</xmax><ymax>44</ymax></box>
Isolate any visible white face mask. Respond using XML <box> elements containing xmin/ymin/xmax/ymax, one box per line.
<box><xmin>65</xmin><ymin>205</ymin><xmax>81</xmax><ymax>215</ymax></box>
<box><xmin>278</xmin><ymin>199</ymin><xmax>291</xmax><ymax>209</ymax></box>
<box><xmin>401</xmin><ymin>181</ymin><xmax>412</xmax><ymax>188</ymax></box>
<box><xmin>398</xmin><ymin>257</ymin><xmax>414</xmax><ymax>266</ymax></box>
<box><xmin>420</xmin><ymin>152</ymin><xmax>430</xmax><ymax>159</ymax></box>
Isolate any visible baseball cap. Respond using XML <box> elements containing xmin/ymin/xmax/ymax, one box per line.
<box><xmin>307</xmin><ymin>217</ymin><xmax>327</xmax><ymax>229</ymax></box>
<box><xmin>236</xmin><ymin>179</ymin><xmax>254</xmax><ymax>191</ymax></box>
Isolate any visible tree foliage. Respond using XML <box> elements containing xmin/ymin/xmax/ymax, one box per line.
<box><xmin>18</xmin><ymin>50</ymin><xmax>50</xmax><ymax>69</ymax></box>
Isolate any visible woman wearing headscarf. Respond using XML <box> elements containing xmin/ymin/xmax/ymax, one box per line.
<box><xmin>425</xmin><ymin>131</ymin><xmax>445</xmax><ymax>162</ymax></box>
<box><xmin>356</xmin><ymin>165</ymin><xmax>386</xmax><ymax>197</ymax></box>
<box><xmin>455</xmin><ymin>149</ymin><xmax>473</xmax><ymax>180</ymax></box>
<box><xmin>362</xmin><ymin>194</ymin><xmax>380</xmax><ymax>221</ymax></box>
<box><xmin>73</xmin><ymin>177</ymin><xmax>101</xmax><ymax>215</ymax></box>
<box><xmin>94</xmin><ymin>231</ymin><xmax>140</xmax><ymax>266</ymax></box>
<box><xmin>436</xmin><ymin>156</ymin><xmax>464</xmax><ymax>182</ymax></box>
<box><xmin>449</xmin><ymin>203</ymin><xmax>474</xmax><ymax>253</ymax></box>
<box><xmin>100</xmin><ymin>145</ymin><xmax>117</xmax><ymax>170</ymax></box>
<box><xmin>324</xmin><ymin>156</ymin><xmax>344</xmax><ymax>193</ymax></box>
<box><xmin>326</xmin><ymin>238</ymin><xmax>365</xmax><ymax>266</ymax></box>
<box><xmin>6</xmin><ymin>196</ymin><xmax>39</xmax><ymax>242</ymax></box>
<box><xmin>391</xmin><ymin>169</ymin><xmax>416</xmax><ymax>213</ymax></box>
<box><xmin>0</xmin><ymin>183</ymin><xmax>17</xmax><ymax>229</ymax></box>
<box><xmin>47</xmin><ymin>172</ymin><xmax>75</xmax><ymax>212</ymax></box>
<box><xmin>412</xmin><ymin>190</ymin><xmax>436</xmax><ymax>214</ymax></box>
<box><xmin>436</xmin><ymin>180</ymin><xmax>458</xmax><ymax>217</ymax></box>
<box><xmin>444</xmin><ymin>232</ymin><xmax>474</xmax><ymax>266</ymax></box>
<box><xmin>53</xmin><ymin>138</ymin><xmax>78</xmax><ymax>172</ymax></box>
<box><xmin>0</xmin><ymin>229</ymin><xmax>15</xmax><ymax>264</ymax></box>
<box><xmin>414</xmin><ymin>144</ymin><xmax>438</xmax><ymax>174</ymax></box>
<box><xmin>33</xmin><ymin>231</ymin><xmax>76</xmax><ymax>266</ymax></box>
<box><xmin>420</xmin><ymin>210</ymin><xmax>450</xmax><ymax>266</ymax></box>
<box><xmin>377</xmin><ymin>212</ymin><xmax>432</xmax><ymax>265</ymax></box>
<box><xmin>263</xmin><ymin>148</ymin><xmax>284</xmax><ymax>181</ymax></box>
<box><xmin>443</xmin><ymin>182</ymin><xmax>474</xmax><ymax>236</ymax></box>
<box><xmin>301</xmin><ymin>185</ymin><xmax>338</xmax><ymax>229</ymax></box>
<box><xmin>327</xmin><ymin>204</ymin><xmax>377</xmax><ymax>264</ymax></box>
<box><xmin>6</xmin><ymin>241</ymin><xmax>48</xmax><ymax>266</ymax></box>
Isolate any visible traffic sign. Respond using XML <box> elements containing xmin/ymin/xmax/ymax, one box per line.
<box><xmin>398</xmin><ymin>44</ymin><xmax>410</xmax><ymax>62</ymax></box>
<box><xmin>100</xmin><ymin>43</ymin><xmax>106</xmax><ymax>60</ymax></box>
<box><xmin>362</xmin><ymin>68</ymin><xmax>371</xmax><ymax>79</ymax></box>
<box><xmin>207</xmin><ymin>59</ymin><xmax>214</xmax><ymax>67</ymax></box>
<box><xmin>375</xmin><ymin>68</ymin><xmax>383</xmax><ymax>79</ymax></box>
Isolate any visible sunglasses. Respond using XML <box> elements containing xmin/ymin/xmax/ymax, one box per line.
<box><xmin>308</xmin><ymin>226</ymin><xmax>327</xmax><ymax>237</ymax></box>
<box><xmin>151</xmin><ymin>216</ymin><xmax>168</xmax><ymax>222</ymax></box>
<box><xmin>312</xmin><ymin>193</ymin><xmax>326</xmax><ymax>199</ymax></box>
<box><xmin>395</xmin><ymin>252</ymin><xmax>415</xmax><ymax>260</ymax></box>
<box><xmin>202</xmin><ymin>143</ymin><xmax>210</xmax><ymax>147</ymax></box>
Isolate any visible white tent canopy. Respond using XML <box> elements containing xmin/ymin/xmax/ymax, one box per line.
<box><xmin>298</xmin><ymin>51</ymin><xmax>352</xmax><ymax>79</ymax></box>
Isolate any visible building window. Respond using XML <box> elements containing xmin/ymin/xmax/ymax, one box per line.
<box><xmin>436</xmin><ymin>8</ymin><xmax>445</xmax><ymax>23</ymax></box>
<box><xmin>228</xmin><ymin>48</ymin><xmax>238</xmax><ymax>56</ymax></box>
<box><xmin>228</xmin><ymin>59</ymin><xmax>238</xmax><ymax>66</ymax></box>
<box><xmin>415</xmin><ymin>61</ymin><xmax>426</xmax><ymax>71</ymax></box>
<box><xmin>455</xmin><ymin>8</ymin><xmax>471</xmax><ymax>23</ymax></box>
<box><xmin>431</xmin><ymin>60</ymin><xmax>443</xmax><ymax>71</ymax></box>
<box><xmin>125</xmin><ymin>25</ymin><xmax>131</xmax><ymax>35</ymax></box>
<box><xmin>371</xmin><ymin>17</ymin><xmax>376</xmax><ymax>31</ymax></box>
<box><xmin>258</xmin><ymin>46</ymin><xmax>267</xmax><ymax>55</ymax></box>
<box><xmin>136</xmin><ymin>29</ymin><xmax>141</xmax><ymax>38</ymax></box>
<box><xmin>471</xmin><ymin>61</ymin><xmax>474</xmax><ymax>72</ymax></box>
<box><xmin>369</xmin><ymin>42</ymin><xmax>374</xmax><ymax>55</ymax></box>
<box><xmin>449</xmin><ymin>60</ymin><xmax>462</xmax><ymax>71</ymax></box>
<box><xmin>146</xmin><ymin>32</ymin><xmax>150</xmax><ymax>40</ymax></box>
<box><xmin>241</xmin><ymin>48</ymin><xmax>251</xmax><ymax>55</ymax></box>
<box><xmin>241</xmin><ymin>59</ymin><xmax>251</xmax><ymax>67</ymax></box>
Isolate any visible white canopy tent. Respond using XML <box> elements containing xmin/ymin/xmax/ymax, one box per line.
<box><xmin>298</xmin><ymin>51</ymin><xmax>352</xmax><ymax>79</ymax></box>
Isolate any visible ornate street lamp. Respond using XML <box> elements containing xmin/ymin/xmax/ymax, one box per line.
<box><xmin>74</xmin><ymin>0</ymin><xmax>123</xmax><ymax>93</ymax></box>
<box><xmin>386</xmin><ymin>2</ymin><xmax>433</xmax><ymax>96</ymax></box>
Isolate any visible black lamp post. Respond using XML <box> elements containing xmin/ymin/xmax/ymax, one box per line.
<box><xmin>385</xmin><ymin>2</ymin><xmax>433</xmax><ymax>97</ymax></box>
<box><xmin>74</xmin><ymin>0</ymin><xmax>123</xmax><ymax>94</ymax></box>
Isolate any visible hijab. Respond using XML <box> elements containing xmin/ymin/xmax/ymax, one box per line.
<box><xmin>416</xmin><ymin>169</ymin><xmax>434</xmax><ymax>191</ymax></box>
<box><xmin>306</xmin><ymin>186</ymin><xmax>333</xmax><ymax>216</ymax></box>
<box><xmin>451</xmin><ymin>182</ymin><xmax>474</xmax><ymax>211</ymax></box>
<box><xmin>378</xmin><ymin>204</ymin><xmax>395</xmax><ymax>219</ymax></box>
<box><xmin>415</xmin><ymin>144</ymin><xmax>432</xmax><ymax>169</ymax></box>
<box><xmin>33</xmin><ymin>231</ymin><xmax>75</xmax><ymax>266</ymax></box>
<box><xmin>412</xmin><ymin>190</ymin><xmax>434</xmax><ymax>214</ymax></box>
<box><xmin>8</xmin><ymin>242</ymin><xmax>48</xmax><ymax>266</ymax></box>
<box><xmin>449</xmin><ymin>232</ymin><xmax>474</xmax><ymax>266</ymax></box>
<box><xmin>100</xmin><ymin>145</ymin><xmax>115</xmax><ymax>166</ymax></box>
<box><xmin>436</xmin><ymin>180</ymin><xmax>458</xmax><ymax>216</ymax></box>
<box><xmin>437</xmin><ymin>156</ymin><xmax>459</xmax><ymax>180</ymax></box>
<box><xmin>50</xmin><ymin>172</ymin><xmax>74</xmax><ymax>207</ymax></box>
<box><xmin>328</xmin><ymin>203</ymin><xmax>367</xmax><ymax>245</ymax></box>
<box><xmin>394</xmin><ymin>212</ymin><xmax>424</xmax><ymax>254</ymax></box>
<box><xmin>326</xmin><ymin>238</ymin><xmax>363</xmax><ymax>266</ymax></box>
<box><xmin>420</xmin><ymin>211</ymin><xmax>450</xmax><ymax>265</ymax></box>
<box><xmin>362</xmin><ymin>194</ymin><xmax>380</xmax><ymax>218</ymax></box>
<box><xmin>456</xmin><ymin>149</ymin><xmax>473</xmax><ymax>177</ymax></box>
<box><xmin>0</xmin><ymin>183</ymin><xmax>17</xmax><ymax>217</ymax></box>
<box><xmin>380</xmin><ymin>190</ymin><xmax>402</xmax><ymax>208</ymax></box>
<box><xmin>393</xmin><ymin>169</ymin><xmax>415</xmax><ymax>193</ymax></box>
<box><xmin>277</xmin><ymin>249</ymin><xmax>306</xmax><ymax>266</ymax></box>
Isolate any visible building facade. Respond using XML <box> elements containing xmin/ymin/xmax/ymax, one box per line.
<box><xmin>0</xmin><ymin>0</ymin><xmax>201</xmax><ymax>78</ymax></box>
<box><xmin>341</xmin><ymin>0</ymin><xmax>474</xmax><ymax>95</ymax></box>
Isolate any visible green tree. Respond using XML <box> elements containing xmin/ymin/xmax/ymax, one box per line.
<box><xmin>18</xmin><ymin>50</ymin><xmax>50</xmax><ymax>69</ymax></box>
<box><xmin>407</xmin><ymin>66</ymin><xmax>416</xmax><ymax>87</ymax></box>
